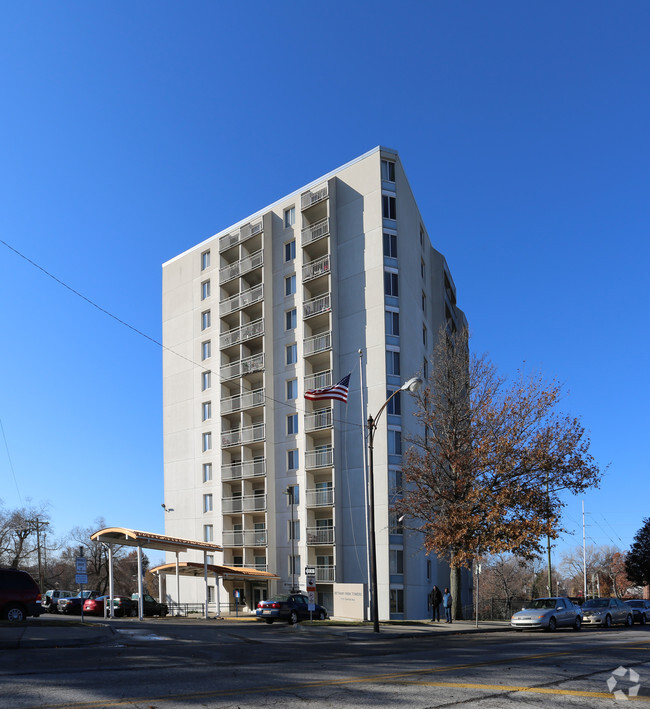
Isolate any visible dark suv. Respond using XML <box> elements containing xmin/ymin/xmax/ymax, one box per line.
<box><xmin>0</xmin><ymin>568</ymin><xmax>42</xmax><ymax>621</ymax></box>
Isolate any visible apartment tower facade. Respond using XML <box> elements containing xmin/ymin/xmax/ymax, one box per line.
<box><xmin>162</xmin><ymin>146</ymin><xmax>467</xmax><ymax>619</ymax></box>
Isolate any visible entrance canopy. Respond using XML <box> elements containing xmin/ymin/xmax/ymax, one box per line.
<box><xmin>90</xmin><ymin>527</ymin><xmax>223</xmax><ymax>554</ymax></box>
<box><xmin>150</xmin><ymin>561</ymin><xmax>279</xmax><ymax>581</ymax></box>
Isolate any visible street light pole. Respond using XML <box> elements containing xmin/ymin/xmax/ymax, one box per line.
<box><xmin>366</xmin><ymin>377</ymin><xmax>422</xmax><ymax>633</ymax></box>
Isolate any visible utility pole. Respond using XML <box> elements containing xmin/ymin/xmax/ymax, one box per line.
<box><xmin>26</xmin><ymin>517</ymin><xmax>49</xmax><ymax>591</ymax></box>
<box><xmin>546</xmin><ymin>472</ymin><xmax>552</xmax><ymax>596</ymax></box>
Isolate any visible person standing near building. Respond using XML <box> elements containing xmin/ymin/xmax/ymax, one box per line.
<box><xmin>443</xmin><ymin>587</ymin><xmax>453</xmax><ymax>623</ymax></box>
<box><xmin>429</xmin><ymin>585</ymin><xmax>442</xmax><ymax>622</ymax></box>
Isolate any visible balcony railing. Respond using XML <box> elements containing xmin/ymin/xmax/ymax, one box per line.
<box><xmin>219</xmin><ymin>249</ymin><xmax>264</xmax><ymax>285</ymax></box>
<box><xmin>219</xmin><ymin>284</ymin><xmax>264</xmax><ymax>316</ymax></box>
<box><xmin>222</xmin><ymin>493</ymin><xmax>267</xmax><ymax>514</ymax></box>
<box><xmin>303</xmin><ymin>330</ymin><xmax>331</xmax><ymax>357</ymax></box>
<box><xmin>315</xmin><ymin>565</ymin><xmax>335</xmax><ymax>583</ymax></box>
<box><xmin>302</xmin><ymin>254</ymin><xmax>330</xmax><ymax>282</ymax></box>
<box><xmin>221</xmin><ymin>459</ymin><xmax>266</xmax><ymax>481</ymax></box>
<box><xmin>306</xmin><ymin>527</ymin><xmax>334</xmax><ymax>545</ymax></box>
<box><xmin>221</xmin><ymin>423</ymin><xmax>265</xmax><ymax>448</ymax></box>
<box><xmin>222</xmin><ymin>529</ymin><xmax>267</xmax><ymax>546</ymax></box>
<box><xmin>304</xmin><ymin>408</ymin><xmax>332</xmax><ymax>432</ymax></box>
<box><xmin>304</xmin><ymin>370</ymin><xmax>332</xmax><ymax>392</ymax></box>
<box><xmin>219</xmin><ymin>220</ymin><xmax>263</xmax><ymax>252</ymax></box>
<box><xmin>220</xmin><ymin>353</ymin><xmax>265</xmax><ymax>381</ymax></box>
<box><xmin>305</xmin><ymin>447</ymin><xmax>333</xmax><ymax>469</ymax></box>
<box><xmin>220</xmin><ymin>318</ymin><xmax>264</xmax><ymax>349</ymax></box>
<box><xmin>220</xmin><ymin>388</ymin><xmax>264</xmax><ymax>414</ymax></box>
<box><xmin>301</xmin><ymin>185</ymin><xmax>328</xmax><ymax>211</ymax></box>
<box><xmin>303</xmin><ymin>293</ymin><xmax>331</xmax><ymax>319</ymax></box>
<box><xmin>301</xmin><ymin>217</ymin><xmax>330</xmax><ymax>246</ymax></box>
<box><xmin>306</xmin><ymin>487</ymin><xmax>334</xmax><ymax>507</ymax></box>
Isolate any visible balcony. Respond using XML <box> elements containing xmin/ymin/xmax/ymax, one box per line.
<box><xmin>219</xmin><ymin>249</ymin><xmax>263</xmax><ymax>285</ymax></box>
<box><xmin>301</xmin><ymin>217</ymin><xmax>330</xmax><ymax>246</ymax></box>
<box><xmin>304</xmin><ymin>370</ymin><xmax>332</xmax><ymax>392</ymax></box>
<box><xmin>301</xmin><ymin>185</ymin><xmax>328</xmax><ymax>211</ymax></box>
<box><xmin>221</xmin><ymin>459</ymin><xmax>266</xmax><ymax>481</ymax></box>
<box><xmin>306</xmin><ymin>527</ymin><xmax>334</xmax><ymax>545</ymax></box>
<box><xmin>220</xmin><ymin>388</ymin><xmax>264</xmax><ymax>414</ymax></box>
<box><xmin>302</xmin><ymin>254</ymin><xmax>330</xmax><ymax>282</ymax></box>
<box><xmin>306</xmin><ymin>487</ymin><xmax>334</xmax><ymax>507</ymax></box>
<box><xmin>222</xmin><ymin>529</ymin><xmax>267</xmax><ymax>546</ymax></box>
<box><xmin>221</xmin><ymin>423</ymin><xmax>265</xmax><ymax>448</ymax></box>
<box><xmin>304</xmin><ymin>409</ymin><xmax>332</xmax><ymax>432</ymax></box>
<box><xmin>315</xmin><ymin>565</ymin><xmax>335</xmax><ymax>583</ymax></box>
<box><xmin>303</xmin><ymin>293</ymin><xmax>331</xmax><ymax>319</ymax></box>
<box><xmin>219</xmin><ymin>284</ymin><xmax>264</xmax><ymax>316</ymax></box>
<box><xmin>219</xmin><ymin>220</ymin><xmax>263</xmax><ymax>252</ymax></box>
<box><xmin>220</xmin><ymin>318</ymin><xmax>264</xmax><ymax>349</ymax></box>
<box><xmin>303</xmin><ymin>331</ymin><xmax>331</xmax><ymax>357</ymax></box>
<box><xmin>222</xmin><ymin>493</ymin><xmax>267</xmax><ymax>514</ymax></box>
<box><xmin>305</xmin><ymin>446</ymin><xmax>333</xmax><ymax>469</ymax></box>
<box><xmin>220</xmin><ymin>353</ymin><xmax>264</xmax><ymax>381</ymax></box>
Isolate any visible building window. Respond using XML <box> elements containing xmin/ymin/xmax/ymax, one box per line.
<box><xmin>285</xmin><ymin>239</ymin><xmax>296</xmax><ymax>261</ymax></box>
<box><xmin>384</xmin><ymin>271</ymin><xmax>399</xmax><ymax>297</ymax></box>
<box><xmin>204</xmin><ymin>525</ymin><xmax>213</xmax><ymax>542</ymax></box>
<box><xmin>287</xmin><ymin>484</ymin><xmax>299</xmax><ymax>505</ymax></box>
<box><xmin>287</xmin><ymin>413</ymin><xmax>298</xmax><ymax>435</ymax></box>
<box><xmin>385</xmin><ymin>310</ymin><xmax>400</xmax><ymax>336</ymax></box>
<box><xmin>390</xmin><ymin>588</ymin><xmax>404</xmax><ymax>613</ymax></box>
<box><xmin>285</xmin><ymin>308</ymin><xmax>297</xmax><ymax>330</ymax></box>
<box><xmin>286</xmin><ymin>378</ymin><xmax>298</xmax><ymax>400</ymax></box>
<box><xmin>423</xmin><ymin>325</ymin><xmax>427</xmax><ymax>347</ymax></box>
<box><xmin>389</xmin><ymin>512</ymin><xmax>404</xmax><ymax>534</ymax></box>
<box><xmin>423</xmin><ymin>358</ymin><xmax>428</xmax><ymax>380</ymax></box>
<box><xmin>388</xmin><ymin>429</ymin><xmax>402</xmax><ymax>456</ymax></box>
<box><xmin>206</xmin><ymin>555</ymin><xmax>214</xmax><ymax>565</ymax></box>
<box><xmin>389</xmin><ymin>469</ymin><xmax>403</xmax><ymax>494</ymax></box>
<box><xmin>201</xmin><ymin>280</ymin><xmax>210</xmax><ymax>300</ymax></box>
<box><xmin>201</xmin><ymin>340</ymin><xmax>211</xmax><ymax>360</ymax></box>
<box><xmin>203</xmin><ymin>463</ymin><xmax>212</xmax><ymax>482</ymax></box>
<box><xmin>383</xmin><ymin>232</ymin><xmax>397</xmax><ymax>258</ymax></box>
<box><xmin>201</xmin><ymin>310</ymin><xmax>211</xmax><ymax>330</ymax></box>
<box><xmin>387</xmin><ymin>389</ymin><xmax>401</xmax><ymax>416</ymax></box>
<box><xmin>202</xmin><ymin>432</ymin><xmax>212</xmax><ymax>452</ymax></box>
<box><xmin>203</xmin><ymin>494</ymin><xmax>213</xmax><ymax>513</ymax></box>
<box><xmin>201</xmin><ymin>250</ymin><xmax>210</xmax><ymax>270</ymax></box>
<box><xmin>285</xmin><ymin>274</ymin><xmax>296</xmax><ymax>296</ymax></box>
<box><xmin>201</xmin><ymin>371</ymin><xmax>211</xmax><ymax>391</ymax></box>
<box><xmin>386</xmin><ymin>350</ymin><xmax>400</xmax><ymax>376</ymax></box>
<box><xmin>286</xmin><ymin>343</ymin><xmax>297</xmax><ymax>365</ymax></box>
<box><xmin>202</xmin><ymin>401</ymin><xmax>212</xmax><ymax>421</ymax></box>
<box><xmin>382</xmin><ymin>194</ymin><xmax>397</xmax><ymax>220</ymax></box>
<box><xmin>422</xmin><ymin>292</ymin><xmax>426</xmax><ymax>312</ymax></box>
<box><xmin>381</xmin><ymin>159</ymin><xmax>396</xmax><ymax>182</ymax></box>
<box><xmin>421</xmin><ymin>259</ymin><xmax>425</xmax><ymax>279</ymax></box>
<box><xmin>289</xmin><ymin>555</ymin><xmax>301</xmax><ymax>577</ymax></box>
<box><xmin>288</xmin><ymin>520</ymin><xmax>300</xmax><ymax>541</ymax></box>
<box><xmin>284</xmin><ymin>207</ymin><xmax>295</xmax><ymax>228</ymax></box>
<box><xmin>427</xmin><ymin>559</ymin><xmax>431</xmax><ymax>580</ymax></box>
<box><xmin>287</xmin><ymin>449</ymin><xmax>299</xmax><ymax>470</ymax></box>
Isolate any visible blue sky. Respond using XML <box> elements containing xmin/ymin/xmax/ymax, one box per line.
<box><xmin>0</xmin><ymin>2</ymin><xmax>648</xmax><ymax>567</ymax></box>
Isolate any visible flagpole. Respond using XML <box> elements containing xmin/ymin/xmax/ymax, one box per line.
<box><xmin>359</xmin><ymin>348</ymin><xmax>371</xmax><ymax>622</ymax></box>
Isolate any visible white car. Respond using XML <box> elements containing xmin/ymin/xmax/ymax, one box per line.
<box><xmin>511</xmin><ymin>597</ymin><xmax>582</xmax><ymax>631</ymax></box>
<box><xmin>581</xmin><ymin>598</ymin><xmax>633</xmax><ymax>627</ymax></box>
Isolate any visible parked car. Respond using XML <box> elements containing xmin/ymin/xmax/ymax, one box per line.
<box><xmin>510</xmin><ymin>597</ymin><xmax>582</xmax><ymax>631</ymax></box>
<box><xmin>624</xmin><ymin>599</ymin><xmax>650</xmax><ymax>625</ymax></box>
<box><xmin>256</xmin><ymin>593</ymin><xmax>328</xmax><ymax>624</ymax></box>
<box><xmin>42</xmin><ymin>589</ymin><xmax>73</xmax><ymax>613</ymax></box>
<box><xmin>580</xmin><ymin>598</ymin><xmax>633</xmax><ymax>627</ymax></box>
<box><xmin>83</xmin><ymin>595</ymin><xmax>136</xmax><ymax>617</ymax></box>
<box><xmin>57</xmin><ymin>590</ymin><xmax>99</xmax><ymax>615</ymax></box>
<box><xmin>130</xmin><ymin>593</ymin><xmax>168</xmax><ymax>617</ymax></box>
<box><xmin>0</xmin><ymin>568</ymin><xmax>42</xmax><ymax>622</ymax></box>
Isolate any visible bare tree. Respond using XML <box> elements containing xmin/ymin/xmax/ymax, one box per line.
<box><xmin>396</xmin><ymin>327</ymin><xmax>603</xmax><ymax>617</ymax></box>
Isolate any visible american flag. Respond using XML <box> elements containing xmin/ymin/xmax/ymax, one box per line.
<box><xmin>304</xmin><ymin>373</ymin><xmax>351</xmax><ymax>403</ymax></box>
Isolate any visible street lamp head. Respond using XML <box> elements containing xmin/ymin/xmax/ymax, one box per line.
<box><xmin>401</xmin><ymin>377</ymin><xmax>422</xmax><ymax>393</ymax></box>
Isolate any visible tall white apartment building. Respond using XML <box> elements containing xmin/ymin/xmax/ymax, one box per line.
<box><xmin>162</xmin><ymin>146</ymin><xmax>467</xmax><ymax>619</ymax></box>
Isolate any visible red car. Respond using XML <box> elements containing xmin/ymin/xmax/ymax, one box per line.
<box><xmin>83</xmin><ymin>595</ymin><xmax>135</xmax><ymax>617</ymax></box>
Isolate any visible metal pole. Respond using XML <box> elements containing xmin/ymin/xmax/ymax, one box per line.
<box><xmin>137</xmin><ymin>546</ymin><xmax>144</xmax><ymax>621</ymax></box>
<box><xmin>359</xmin><ymin>349</ymin><xmax>371</xmax><ymax>622</ymax></box>
<box><xmin>582</xmin><ymin>500</ymin><xmax>587</xmax><ymax>598</ymax></box>
<box><xmin>546</xmin><ymin>472</ymin><xmax>552</xmax><ymax>596</ymax></box>
<box><xmin>367</xmin><ymin>415</ymin><xmax>379</xmax><ymax>633</ymax></box>
<box><xmin>288</xmin><ymin>487</ymin><xmax>296</xmax><ymax>592</ymax></box>
<box><xmin>108</xmin><ymin>544</ymin><xmax>114</xmax><ymax>619</ymax></box>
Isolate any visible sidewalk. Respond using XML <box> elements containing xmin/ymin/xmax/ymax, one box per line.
<box><xmin>0</xmin><ymin>616</ymin><xmax>510</xmax><ymax>649</ymax></box>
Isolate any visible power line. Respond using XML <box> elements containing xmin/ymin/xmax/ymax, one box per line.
<box><xmin>0</xmin><ymin>418</ymin><xmax>22</xmax><ymax>505</ymax></box>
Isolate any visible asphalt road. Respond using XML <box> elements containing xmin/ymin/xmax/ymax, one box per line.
<box><xmin>2</xmin><ymin>619</ymin><xmax>650</xmax><ymax>707</ymax></box>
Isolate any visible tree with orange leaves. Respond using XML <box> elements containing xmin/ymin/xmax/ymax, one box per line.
<box><xmin>396</xmin><ymin>327</ymin><xmax>603</xmax><ymax>618</ymax></box>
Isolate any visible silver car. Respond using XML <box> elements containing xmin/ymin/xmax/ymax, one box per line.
<box><xmin>581</xmin><ymin>598</ymin><xmax>633</xmax><ymax>627</ymax></box>
<box><xmin>511</xmin><ymin>597</ymin><xmax>582</xmax><ymax>632</ymax></box>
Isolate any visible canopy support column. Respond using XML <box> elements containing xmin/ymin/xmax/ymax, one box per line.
<box><xmin>175</xmin><ymin>552</ymin><xmax>180</xmax><ymax>616</ymax></box>
<box><xmin>137</xmin><ymin>545</ymin><xmax>144</xmax><ymax>621</ymax></box>
<box><xmin>215</xmin><ymin>574</ymin><xmax>221</xmax><ymax>618</ymax></box>
<box><xmin>204</xmin><ymin>552</ymin><xmax>209</xmax><ymax>620</ymax></box>
<box><xmin>108</xmin><ymin>543</ymin><xmax>115</xmax><ymax>619</ymax></box>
